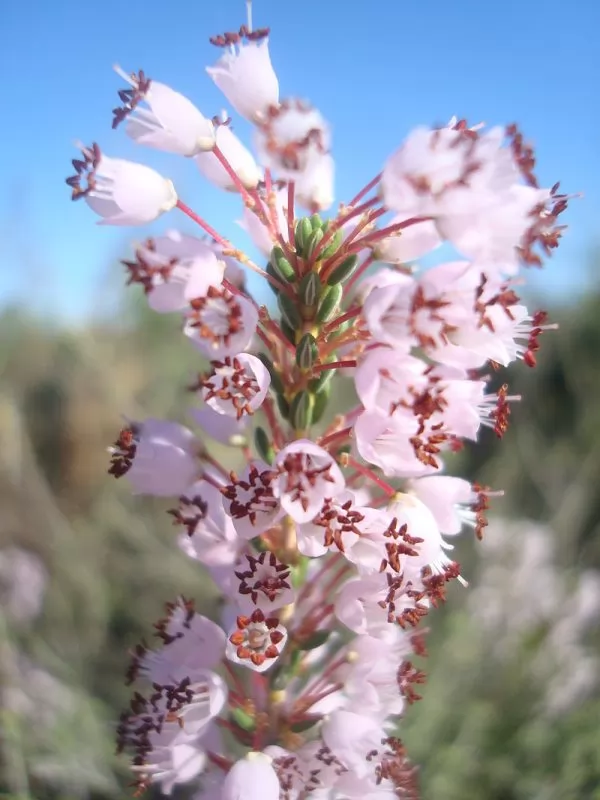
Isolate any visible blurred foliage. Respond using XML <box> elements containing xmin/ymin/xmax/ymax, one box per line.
<box><xmin>1</xmin><ymin>285</ymin><xmax>600</xmax><ymax>799</ymax></box>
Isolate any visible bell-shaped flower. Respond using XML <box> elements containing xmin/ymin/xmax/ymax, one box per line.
<box><xmin>222</xmin><ymin>752</ymin><xmax>281</xmax><ymax>800</ymax></box>
<box><xmin>68</xmin><ymin>143</ymin><xmax>177</xmax><ymax>225</ymax></box>
<box><xmin>173</xmin><ymin>479</ymin><xmax>241</xmax><ymax>568</ymax></box>
<box><xmin>354</xmin><ymin>407</ymin><xmax>436</xmax><ymax>478</ymax></box>
<box><xmin>195</xmin><ymin>125</ymin><xmax>261</xmax><ymax>191</ymax></box>
<box><xmin>129</xmin><ymin>231</ymin><xmax>225</xmax><ymax>313</ymax></box>
<box><xmin>190</xmin><ymin>405</ymin><xmax>250</xmax><ymax>446</ymax></box>
<box><xmin>407</xmin><ymin>475</ymin><xmax>484</xmax><ymax>536</ymax></box>
<box><xmin>198</xmin><ymin>354</ymin><xmax>270</xmax><ymax>419</ymax></box>
<box><xmin>110</xmin><ymin>418</ymin><xmax>199</xmax><ymax>496</ymax></box>
<box><xmin>222</xmin><ymin>461</ymin><xmax>283</xmax><ymax>540</ymax></box>
<box><xmin>373</xmin><ymin>217</ymin><xmax>441</xmax><ymax>264</ymax></box>
<box><xmin>226</xmin><ymin>608</ymin><xmax>288</xmax><ymax>673</ymax></box>
<box><xmin>130</xmin><ymin>731</ymin><xmax>208</xmax><ymax>795</ymax></box>
<box><xmin>113</xmin><ymin>68</ymin><xmax>215</xmax><ymax>155</ymax></box>
<box><xmin>274</xmin><ymin>440</ymin><xmax>346</xmax><ymax>524</ymax></box>
<box><xmin>183</xmin><ymin>286</ymin><xmax>259</xmax><ymax>359</ymax></box>
<box><xmin>321</xmin><ymin>710</ymin><xmax>384</xmax><ymax>778</ymax></box>
<box><xmin>294</xmin><ymin>151</ymin><xmax>335</xmax><ymax>211</ymax></box>
<box><xmin>234</xmin><ymin>550</ymin><xmax>295</xmax><ymax>614</ymax></box>
<box><xmin>207</xmin><ymin>39</ymin><xmax>279</xmax><ymax>123</ymax></box>
<box><xmin>387</xmin><ymin>492</ymin><xmax>454</xmax><ymax>578</ymax></box>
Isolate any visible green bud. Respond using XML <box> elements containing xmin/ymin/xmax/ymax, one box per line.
<box><xmin>305</xmin><ymin>228</ymin><xmax>324</xmax><ymax>261</ymax></box>
<box><xmin>309</xmin><ymin>366</ymin><xmax>337</xmax><ymax>394</ymax></box>
<box><xmin>316</xmin><ymin>284</ymin><xmax>343</xmax><ymax>323</ymax></box>
<box><xmin>278</xmin><ymin>293</ymin><xmax>302</xmax><ymax>330</ymax></box>
<box><xmin>294</xmin><ymin>217</ymin><xmax>313</xmax><ymax>254</ymax></box>
<box><xmin>276</xmin><ymin>393</ymin><xmax>290</xmax><ymax>420</ymax></box>
<box><xmin>289</xmin><ymin>390</ymin><xmax>314</xmax><ymax>431</ymax></box>
<box><xmin>254</xmin><ymin>426</ymin><xmax>275</xmax><ymax>464</ymax></box>
<box><xmin>256</xmin><ymin>353</ymin><xmax>284</xmax><ymax>394</ymax></box>
<box><xmin>326</xmin><ymin>253</ymin><xmax>360</xmax><ymax>285</ymax></box>
<box><xmin>295</xmin><ymin>333</ymin><xmax>319</xmax><ymax>370</ymax></box>
<box><xmin>320</xmin><ymin>228</ymin><xmax>345</xmax><ymax>260</ymax></box>
<box><xmin>310</xmin><ymin>212</ymin><xmax>324</xmax><ymax>231</ymax></box>
<box><xmin>265</xmin><ymin>262</ymin><xmax>281</xmax><ymax>295</ymax></box>
<box><xmin>298</xmin><ymin>630</ymin><xmax>330</xmax><ymax>650</ymax></box>
<box><xmin>298</xmin><ymin>271</ymin><xmax>321</xmax><ymax>308</ymax></box>
<box><xmin>270</xmin><ymin>245</ymin><xmax>296</xmax><ymax>282</ymax></box>
<box><xmin>231</xmin><ymin>707</ymin><xmax>256</xmax><ymax>732</ymax></box>
<box><xmin>311</xmin><ymin>382</ymin><xmax>331</xmax><ymax>425</ymax></box>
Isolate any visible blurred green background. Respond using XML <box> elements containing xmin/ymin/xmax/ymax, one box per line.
<box><xmin>1</xmin><ymin>272</ymin><xmax>600</xmax><ymax>800</ymax></box>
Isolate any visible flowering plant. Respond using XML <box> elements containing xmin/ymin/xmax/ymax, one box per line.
<box><xmin>67</xmin><ymin>3</ymin><xmax>568</xmax><ymax>797</ymax></box>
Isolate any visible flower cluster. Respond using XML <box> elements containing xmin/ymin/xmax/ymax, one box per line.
<box><xmin>67</xmin><ymin>4</ymin><xmax>568</xmax><ymax>797</ymax></box>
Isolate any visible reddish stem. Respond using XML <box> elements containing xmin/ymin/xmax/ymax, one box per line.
<box><xmin>321</xmin><ymin>306</ymin><xmax>362</xmax><ymax>335</ymax></box>
<box><xmin>348</xmin><ymin>172</ymin><xmax>382</xmax><ymax>207</ymax></box>
<box><xmin>176</xmin><ymin>199</ymin><xmax>229</xmax><ymax>246</ymax></box>
<box><xmin>318</xmin><ymin>425</ymin><xmax>353</xmax><ymax>450</ymax></box>
<box><xmin>344</xmin><ymin>455</ymin><xmax>397</xmax><ymax>497</ymax></box>
<box><xmin>345</xmin><ymin>254</ymin><xmax>375</xmax><ymax>294</ymax></box>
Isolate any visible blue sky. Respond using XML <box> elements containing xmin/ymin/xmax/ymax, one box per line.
<box><xmin>0</xmin><ymin>0</ymin><xmax>598</xmax><ymax>320</ymax></box>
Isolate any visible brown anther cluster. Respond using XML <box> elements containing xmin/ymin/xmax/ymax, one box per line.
<box><xmin>472</xmin><ymin>483</ymin><xmax>491</xmax><ymax>540</ymax></box>
<box><xmin>125</xmin><ymin>639</ymin><xmax>149</xmax><ymax>686</ymax></box>
<box><xmin>191</xmin><ymin>357</ymin><xmax>261</xmax><ymax>419</ymax></box>
<box><xmin>523</xmin><ymin>309</ymin><xmax>549</xmax><ymax>367</ymax></box>
<box><xmin>380</xmin><ymin>520</ymin><xmax>422</xmax><ymax>573</ymax></box>
<box><xmin>65</xmin><ymin>142</ymin><xmax>101</xmax><ymax>200</ymax></box>
<box><xmin>419</xmin><ymin>562</ymin><xmax>462</xmax><ymax>608</ymax></box>
<box><xmin>112</xmin><ymin>69</ymin><xmax>152</xmax><ymax>129</ymax></box>
<box><xmin>209</xmin><ymin>24</ymin><xmax>270</xmax><ymax>47</ymax></box>
<box><xmin>187</xmin><ymin>287</ymin><xmax>243</xmax><ymax>348</ymax></box>
<box><xmin>229</xmin><ymin>609</ymin><xmax>284</xmax><ymax>667</ymax></box>
<box><xmin>374</xmin><ymin>737</ymin><xmax>420</xmax><ymax>798</ymax></box>
<box><xmin>313</xmin><ymin>498</ymin><xmax>366</xmax><ymax>552</ymax></box>
<box><xmin>506</xmin><ymin>123</ymin><xmax>538</xmax><ymax>187</ymax></box>
<box><xmin>278</xmin><ymin>452</ymin><xmax>336</xmax><ymax>513</ymax></box>
<box><xmin>222</xmin><ymin>464</ymin><xmax>278</xmax><ymax>524</ymax></box>
<box><xmin>410</xmin><ymin>420</ymin><xmax>447</xmax><ymax>469</ymax></box>
<box><xmin>397</xmin><ymin>661</ymin><xmax>427</xmax><ymax>704</ymax></box>
<box><xmin>153</xmin><ymin>596</ymin><xmax>195</xmax><ymax>645</ymax></box>
<box><xmin>168</xmin><ymin>494</ymin><xmax>209</xmax><ymax>536</ymax></box>
<box><xmin>258</xmin><ymin>100</ymin><xmax>329</xmax><ymax>172</ymax></box>
<box><xmin>377</xmin><ymin>573</ymin><xmax>427</xmax><ymax>627</ymax></box>
<box><xmin>491</xmin><ymin>383</ymin><xmax>512</xmax><ymax>438</ymax></box>
<box><xmin>108</xmin><ymin>425</ymin><xmax>138</xmax><ymax>477</ymax></box>
<box><xmin>235</xmin><ymin>551</ymin><xmax>291</xmax><ymax>605</ymax></box>
<box><xmin>520</xmin><ymin>183</ymin><xmax>569</xmax><ymax>267</ymax></box>
<box><xmin>122</xmin><ymin>239</ymin><xmax>177</xmax><ymax>294</ymax></box>
<box><xmin>410</xmin><ymin>285</ymin><xmax>452</xmax><ymax>349</ymax></box>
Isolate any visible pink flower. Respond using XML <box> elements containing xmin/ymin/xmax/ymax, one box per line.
<box><xmin>115</xmin><ymin>418</ymin><xmax>199</xmax><ymax>496</ymax></box>
<box><xmin>373</xmin><ymin>217</ymin><xmax>442</xmax><ymax>264</ymax></box>
<box><xmin>183</xmin><ymin>286</ymin><xmax>259</xmax><ymax>359</ymax></box>
<box><xmin>222</xmin><ymin>462</ymin><xmax>283</xmax><ymax>539</ymax></box>
<box><xmin>234</xmin><ymin>551</ymin><xmax>295</xmax><ymax>614</ymax></box>
<box><xmin>207</xmin><ymin>39</ymin><xmax>279</xmax><ymax>123</ymax></box>
<box><xmin>198</xmin><ymin>354</ymin><xmax>270</xmax><ymax>419</ymax></box>
<box><xmin>237</xmin><ymin>187</ymin><xmax>289</xmax><ymax>257</ymax></box>
<box><xmin>173</xmin><ymin>480</ymin><xmax>240</xmax><ymax>568</ymax></box>
<box><xmin>274</xmin><ymin>440</ymin><xmax>345</xmax><ymax>524</ymax></box>
<box><xmin>130</xmin><ymin>231</ymin><xmax>225</xmax><ymax>313</ymax></box>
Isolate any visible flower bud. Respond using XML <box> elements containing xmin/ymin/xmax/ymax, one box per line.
<box><xmin>254</xmin><ymin>426</ymin><xmax>275</xmax><ymax>464</ymax></box>
<box><xmin>326</xmin><ymin>253</ymin><xmax>360</xmax><ymax>285</ymax></box>
<box><xmin>298</xmin><ymin>271</ymin><xmax>321</xmax><ymax>308</ymax></box>
<box><xmin>309</xmin><ymin>365</ymin><xmax>337</xmax><ymax>393</ymax></box>
<box><xmin>256</xmin><ymin>353</ymin><xmax>284</xmax><ymax>395</ymax></box>
<box><xmin>270</xmin><ymin>245</ymin><xmax>296</xmax><ymax>282</ymax></box>
<box><xmin>311</xmin><ymin>382</ymin><xmax>331</xmax><ymax>424</ymax></box>
<box><xmin>222</xmin><ymin>752</ymin><xmax>280</xmax><ymax>800</ymax></box>
<box><xmin>320</xmin><ymin>226</ymin><xmax>345</xmax><ymax>260</ymax></box>
<box><xmin>278</xmin><ymin>293</ymin><xmax>302</xmax><ymax>330</ymax></box>
<box><xmin>305</xmin><ymin>227</ymin><xmax>324</xmax><ymax>261</ymax></box>
<box><xmin>276</xmin><ymin>393</ymin><xmax>290</xmax><ymax>420</ymax></box>
<box><xmin>310</xmin><ymin>212</ymin><xmax>324</xmax><ymax>230</ymax></box>
<box><xmin>295</xmin><ymin>333</ymin><xmax>318</xmax><ymax>370</ymax></box>
<box><xmin>289</xmin><ymin>391</ymin><xmax>315</xmax><ymax>431</ymax></box>
<box><xmin>294</xmin><ymin>217</ymin><xmax>313</xmax><ymax>254</ymax></box>
<box><xmin>316</xmin><ymin>284</ymin><xmax>343</xmax><ymax>323</ymax></box>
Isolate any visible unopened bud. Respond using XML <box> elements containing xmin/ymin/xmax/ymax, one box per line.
<box><xmin>310</xmin><ymin>213</ymin><xmax>324</xmax><ymax>231</ymax></box>
<box><xmin>320</xmin><ymin>227</ymin><xmax>344</xmax><ymax>260</ymax></box>
<box><xmin>289</xmin><ymin>390</ymin><xmax>314</xmax><ymax>431</ymax></box>
<box><xmin>326</xmin><ymin>253</ymin><xmax>360</xmax><ymax>285</ymax></box>
<box><xmin>316</xmin><ymin>284</ymin><xmax>343</xmax><ymax>323</ymax></box>
<box><xmin>309</xmin><ymin>366</ymin><xmax>336</xmax><ymax>393</ymax></box>
<box><xmin>266</xmin><ymin>262</ymin><xmax>282</xmax><ymax>295</ymax></box>
<box><xmin>294</xmin><ymin>217</ymin><xmax>313</xmax><ymax>254</ymax></box>
<box><xmin>270</xmin><ymin>245</ymin><xmax>296</xmax><ymax>282</ymax></box>
<box><xmin>256</xmin><ymin>353</ymin><xmax>284</xmax><ymax>394</ymax></box>
<box><xmin>305</xmin><ymin>227</ymin><xmax>324</xmax><ymax>261</ymax></box>
<box><xmin>278</xmin><ymin>293</ymin><xmax>302</xmax><ymax>330</ymax></box>
<box><xmin>311</xmin><ymin>382</ymin><xmax>331</xmax><ymax>424</ymax></box>
<box><xmin>295</xmin><ymin>333</ymin><xmax>318</xmax><ymax>370</ymax></box>
<box><xmin>231</xmin><ymin>707</ymin><xmax>256</xmax><ymax>732</ymax></box>
<box><xmin>276</xmin><ymin>393</ymin><xmax>290</xmax><ymax>420</ymax></box>
<box><xmin>254</xmin><ymin>426</ymin><xmax>275</xmax><ymax>464</ymax></box>
<box><xmin>299</xmin><ymin>271</ymin><xmax>321</xmax><ymax>308</ymax></box>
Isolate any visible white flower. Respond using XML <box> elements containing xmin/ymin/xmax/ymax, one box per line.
<box><xmin>68</xmin><ymin>144</ymin><xmax>177</xmax><ymax>225</ymax></box>
<box><xmin>198</xmin><ymin>354</ymin><xmax>270</xmax><ymax>419</ymax></box>
<box><xmin>207</xmin><ymin>39</ymin><xmax>279</xmax><ymax>123</ymax></box>
<box><xmin>222</xmin><ymin>752</ymin><xmax>280</xmax><ymax>800</ymax></box>
<box><xmin>226</xmin><ymin>608</ymin><xmax>288</xmax><ymax>672</ymax></box>
<box><xmin>183</xmin><ymin>286</ymin><xmax>259</xmax><ymax>359</ymax></box>
<box><xmin>113</xmin><ymin>68</ymin><xmax>215</xmax><ymax>155</ymax></box>
<box><xmin>195</xmin><ymin>125</ymin><xmax>261</xmax><ymax>191</ymax></box>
